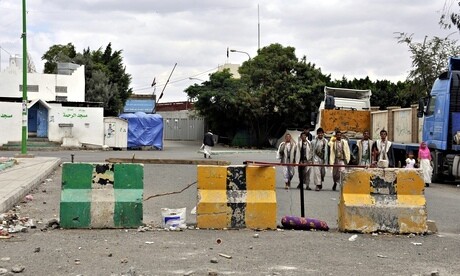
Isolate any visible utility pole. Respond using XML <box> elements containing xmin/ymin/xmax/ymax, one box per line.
<box><xmin>21</xmin><ymin>0</ymin><xmax>28</xmax><ymax>155</ymax></box>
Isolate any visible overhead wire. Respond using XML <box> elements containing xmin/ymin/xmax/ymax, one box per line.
<box><xmin>132</xmin><ymin>66</ymin><xmax>218</xmax><ymax>92</ymax></box>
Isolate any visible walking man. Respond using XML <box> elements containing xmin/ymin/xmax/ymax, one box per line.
<box><xmin>329</xmin><ymin>130</ymin><xmax>350</xmax><ymax>191</ymax></box>
<box><xmin>357</xmin><ymin>130</ymin><xmax>374</xmax><ymax>166</ymax></box>
<box><xmin>310</xmin><ymin>128</ymin><xmax>328</xmax><ymax>191</ymax></box>
<box><xmin>277</xmin><ymin>133</ymin><xmax>297</xmax><ymax>189</ymax></box>
<box><xmin>203</xmin><ymin>130</ymin><xmax>214</xmax><ymax>159</ymax></box>
<box><xmin>297</xmin><ymin>131</ymin><xmax>312</xmax><ymax>190</ymax></box>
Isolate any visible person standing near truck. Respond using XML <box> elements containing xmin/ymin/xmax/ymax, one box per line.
<box><xmin>329</xmin><ymin>130</ymin><xmax>350</xmax><ymax>191</ymax></box>
<box><xmin>371</xmin><ymin>129</ymin><xmax>395</xmax><ymax>168</ymax></box>
<box><xmin>277</xmin><ymin>133</ymin><xmax>297</xmax><ymax>189</ymax></box>
<box><xmin>310</xmin><ymin>128</ymin><xmax>328</xmax><ymax>191</ymax></box>
<box><xmin>418</xmin><ymin>141</ymin><xmax>433</xmax><ymax>187</ymax></box>
<box><xmin>357</xmin><ymin>130</ymin><xmax>374</xmax><ymax>166</ymax></box>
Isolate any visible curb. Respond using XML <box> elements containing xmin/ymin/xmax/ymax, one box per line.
<box><xmin>0</xmin><ymin>157</ymin><xmax>62</xmax><ymax>213</ymax></box>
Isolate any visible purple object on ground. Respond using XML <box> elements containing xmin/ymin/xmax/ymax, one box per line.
<box><xmin>281</xmin><ymin>215</ymin><xmax>329</xmax><ymax>231</ymax></box>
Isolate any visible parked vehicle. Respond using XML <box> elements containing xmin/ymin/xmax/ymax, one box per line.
<box><xmin>418</xmin><ymin>57</ymin><xmax>460</xmax><ymax>182</ymax></box>
<box><xmin>313</xmin><ymin>86</ymin><xmax>372</xmax><ymax>140</ymax></box>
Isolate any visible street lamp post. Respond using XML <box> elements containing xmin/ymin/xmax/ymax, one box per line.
<box><xmin>230</xmin><ymin>49</ymin><xmax>251</xmax><ymax>60</ymax></box>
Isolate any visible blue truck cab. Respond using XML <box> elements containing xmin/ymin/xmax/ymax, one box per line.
<box><xmin>419</xmin><ymin>57</ymin><xmax>460</xmax><ymax>182</ymax></box>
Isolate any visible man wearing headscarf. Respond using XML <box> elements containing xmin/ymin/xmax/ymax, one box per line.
<box><xmin>371</xmin><ymin>129</ymin><xmax>395</xmax><ymax>168</ymax></box>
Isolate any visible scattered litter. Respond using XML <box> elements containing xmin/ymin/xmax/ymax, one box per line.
<box><xmin>0</xmin><ymin>268</ymin><xmax>7</xmax><ymax>274</ymax></box>
<box><xmin>437</xmin><ymin>234</ymin><xmax>445</xmax><ymax>238</ymax></box>
<box><xmin>33</xmin><ymin>247</ymin><xmax>40</xmax><ymax>253</ymax></box>
<box><xmin>348</xmin><ymin>234</ymin><xmax>358</xmax><ymax>241</ymax></box>
<box><xmin>216</xmin><ymin>238</ymin><xmax>222</xmax><ymax>245</ymax></box>
<box><xmin>74</xmin><ymin>259</ymin><xmax>81</xmax><ymax>265</ymax></box>
<box><xmin>120</xmin><ymin>259</ymin><xmax>128</xmax><ymax>264</ymax></box>
<box><xmin>24</xmin><ymin>194</ymin><xmax>33</xmax><ymax>201</ymax></box>
<box><xmin>161</xmin><ymin>207</ymin><xmax>187</xmax><ymax>229</ymax></box>
<box><xmin>407</xmin><ymin>233</ymin><xmax>416</xmax><ymax>238</ymax></box>
<box><xmin>411</xmin><ymin>242</ymin><xmax>422</xmax><ymax>246</ymax></box>
<box><xmin>249</xmin><ymin>246</ymin><xmax>253</xmax><ymax>249</ymax></box>
<box><xmin>377</xmin><ymin>254</ymin><xmax>388</xmax><ymax>258</ymax></box>
<box><xmin>190</xmin><ymin>206</ymin><xmax>196</xmax><ymax>215</ymax></box>
<box><xmin>144</xmin><ymin>241</ymin><xmax>154</xmax><ymax>244</ymax></box>
<box><xmin>218</xmin><ymin>253</ymin><xmax>232</xmax><ymax>259</ymax></box>
<box><xmin>330</xmin><ymin>198</ymin><xmax>337</xmax><ymax>201</ymax></box>
<box><xmin>372</xmin><ymin>233</ymin><xmax>378</xmax><ymax>236</ymax></box>
<box><xmin>0</xmin><ymin>257</ymin><xmax>11</xmax><ymax>261</ymax></box>
<box><xmin>253</xmin><ymin>233</ymin><xmax>259</xmax><ymax>238</ymax></box>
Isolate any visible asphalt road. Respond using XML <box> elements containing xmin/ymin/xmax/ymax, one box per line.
<box><xmin>1</xmin><ymin>141</ymin><xmax>460</xmax><ymax>276</ymax></box>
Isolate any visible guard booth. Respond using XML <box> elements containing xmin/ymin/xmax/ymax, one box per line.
<box><xmin>104</xmin><ymin>117</ymin><xmax>128</xmax><ymax>150</ymax></box>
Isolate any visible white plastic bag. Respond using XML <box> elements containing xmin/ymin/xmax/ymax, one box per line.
<box><xmin>161</xmin><ymin>207</ymin><xmax>187</xmax><ymax>229</ymax></box>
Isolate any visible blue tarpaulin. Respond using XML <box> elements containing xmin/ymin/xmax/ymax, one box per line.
<box><xmin>119</xmin><ymin>112</ymin><xmax>163</xmax><ymax>149</ymax></box>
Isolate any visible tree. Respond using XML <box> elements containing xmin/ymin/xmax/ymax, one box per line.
<box><xmin>42</xmin><ymin>43</ymin><xmax>132</xmax><ymax>116</ymax></box>
<box><xmin>328</xmin><ymin>77</ymin><xmax>412</xmax><ymax>109</ymax></box>
<box><xmin>440</xmin><ymin>1</ymin><xmax>460</xmax><ymax>31</ymax></box>
<box><xmin>41</xmin><ymin>43</ymin><xmax>76</xmax><ymax>74</ymax></box>
<box><xmin>396</xmin><ymin>33</ymin><xmax>460</xmax><ymax>97</ymax></box>
<box><xmin>186</xmin><ymin>43</ymin><xmax>329</xmax><ymax>147</ymax></box>
<box><xmin>185</xmin><ymin>69</ymin><xmax>243</xmax><ymax>143</ymax></box>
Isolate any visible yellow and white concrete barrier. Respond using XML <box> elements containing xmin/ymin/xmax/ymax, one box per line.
<box><xmin>197</xmin><ymin>165</ymin><xmax>276</xmax><ymax>229</ymax></box>
<box><xmin>338</xmin><ymin>168</ymin><xmax>427</xmax><ymax>234</ymax></box>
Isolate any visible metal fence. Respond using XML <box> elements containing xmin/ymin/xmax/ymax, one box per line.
<box><xmin>162</xmin><ymin>116</ymin><xmax>204</xmax><ymax>141</ymax></box>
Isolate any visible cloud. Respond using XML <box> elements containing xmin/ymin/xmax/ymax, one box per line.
<box><xmin>0</xmin><ymin>0</ymin><xmax>456</xmax><ymax>102</ymax></box>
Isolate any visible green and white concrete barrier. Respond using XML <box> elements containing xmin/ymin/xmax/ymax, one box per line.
<box><xmin>60</xmin><ymin>163</ymin><xmax>144</xmax><ymax>228</ymax></box>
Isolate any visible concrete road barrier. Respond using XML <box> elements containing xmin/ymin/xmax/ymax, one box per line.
<box><xmin>60</xmin><ymin>163</ymin><xmax>143</xmax><ymax>228</ymax></box>
<box><xmin>197</xmin><ymin>165</ymin><xmax>276</xmax><ymax>229</ymax></box>
<box><xmin>338</xmin><ymin>168</ymin><xmax>427</xmax><ymax>234</ymax></box>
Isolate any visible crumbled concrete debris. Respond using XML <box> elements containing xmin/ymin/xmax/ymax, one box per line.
<box><xmin>210</xmin><ymin>258</ymin><xmax>218</xmax><ymax>264</ymax></box>
<box><xmin>11</xmin><ymin>265</ymin><xmax>25</xmax><ymax>273</ymax></box>
<box><xmin>0</xmin><ymin>268</ymin><xmax>8</xmax><ymax>275</ymax></box>
<box><xmin>41</xmin><ymin>219</ymin><xmax>60</xmax><ymax>231</ymax></box>
<box><xmin>122</xmin><ymin>267</ymin><xmax>137</xmax><ymax>276</ymax></box>
<box><xmin>33</xmin><ymin>247</ymin><xmax>40</xmax><ymax>253</ymax></box>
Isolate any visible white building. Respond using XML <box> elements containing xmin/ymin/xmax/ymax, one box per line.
<box><xmin>0</xmin><ymin>56</ymin><xmax>104</xmax><ymax>147</ymax></box>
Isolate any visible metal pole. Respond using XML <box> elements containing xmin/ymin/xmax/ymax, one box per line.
<box><xmin>299</xmin><ymin>166</ymin><xmax>305</xmax><ymax>217</ymax></box>
<box><xmin>21</xmin><ymin>0</ymin><xmax>28</xmax><ymax>155</ymax></box>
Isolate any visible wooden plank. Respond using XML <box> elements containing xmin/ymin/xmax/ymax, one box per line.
<box><xmin>105</xmin><ymin>158</ymin><xmax>230</xmax><ymax>165</ymax></box>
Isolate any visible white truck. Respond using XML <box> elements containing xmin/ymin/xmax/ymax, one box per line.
<box><xmin>314</xmin><ymin>86</ymin><xmax>372</xmax><ymax>138</ymax></box>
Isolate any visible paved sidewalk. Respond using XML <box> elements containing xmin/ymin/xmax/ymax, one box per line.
<box><xmin>0</xmin><ymin>156</ymin><xmax>61</xmax><ymax>213</ymax></box>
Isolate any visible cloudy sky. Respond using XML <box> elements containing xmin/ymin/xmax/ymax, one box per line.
<box><xmin>0</xmin><ymin>0</ymin><xmax>458</xmax><ymax>102</ymax></box>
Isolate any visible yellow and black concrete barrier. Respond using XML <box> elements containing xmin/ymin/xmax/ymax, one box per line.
<box><xmin>197</xmin><ymin>165</ymin><xmax>276</xmax><ymax>229</ymax></box>
<box><xmin>60</xmin><ymin>163</ymin><xmax>144</xmax><ymax>228</ymax></box>
<box><xmin>338</xmin><ymin>168</ymin><xmax>427</xmax><ymax>234</ymax></box>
